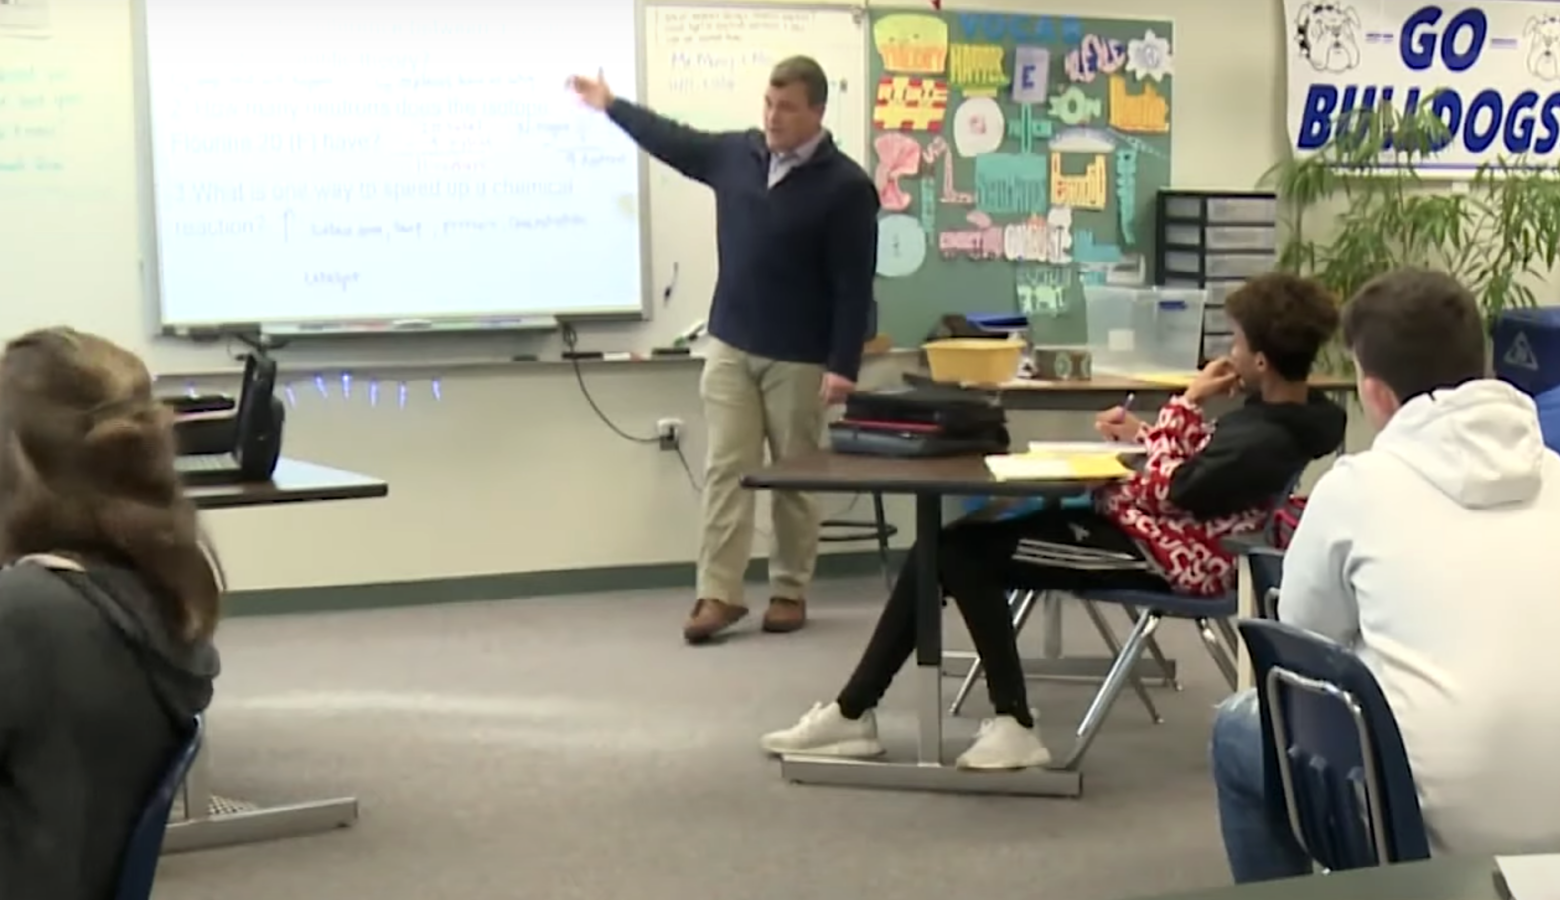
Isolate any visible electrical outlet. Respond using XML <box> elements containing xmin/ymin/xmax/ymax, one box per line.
<box><xmin>656</xmin><ymin>417</ymin><xmax>682</xmax><ymax>451</ymax></box>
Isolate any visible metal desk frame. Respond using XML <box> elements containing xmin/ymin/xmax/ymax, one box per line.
<box><xmin>779</xmin><ymin>493</ymin><xmax>1086</xmax><ymax>797</ymax></box>
<box><xmin>165</xmin><ymin>459</ymin><xmax>383</xmax><ymax>852</ymax></box>
<box><xmin>163</xmin><ymin>746</ymin><xmax>358</xmax><ymax>852</ymax></box>
<box><xmin>743</xmin><ymin>456</ymin><xmax>1121</xmax><ymax>797</ymax></box>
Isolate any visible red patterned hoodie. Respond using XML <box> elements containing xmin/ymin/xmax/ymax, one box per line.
<box><xmin>1097</xmin><ymin>391</ymin><xmax>1346</xmax><ymax>596</ymax></box>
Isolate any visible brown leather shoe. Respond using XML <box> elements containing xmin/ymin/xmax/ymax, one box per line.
<box><xmin>683</xmin><ymin>598</ymin><xmax>747</xmax><ymax>644</ymax></box>
<box><xmin>762</xmin><ymin>597</ymin><xmax>807</xmax><ymax>633</ymax></box>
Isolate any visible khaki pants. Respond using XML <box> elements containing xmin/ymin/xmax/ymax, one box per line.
<box><xmin>696</xmin><ymin>338</ymin><xmax>826</xmax><ymax>607</ymax></box>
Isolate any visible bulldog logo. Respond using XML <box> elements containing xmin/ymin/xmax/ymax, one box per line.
<box><xmin>1526</xmin><ymin>15</ymin><xmax>1560</xmax><ymax>81</ymax></box>
<box><xmin>1295</xmin><ymin>2</ymin><xmax>1363</xmax><ymax>73</ymax></box>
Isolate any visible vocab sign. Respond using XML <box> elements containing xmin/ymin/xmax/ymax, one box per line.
<box><xmin>1284</xmin><ymin>0</ymin><xmax>1560</xmax><ymax>173</ymax></box>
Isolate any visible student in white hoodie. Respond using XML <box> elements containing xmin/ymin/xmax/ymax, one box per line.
<box><xmin>1210</xmin><ymin>268</ymin><xmax>1560</xmax><ymax>882</ymax></box>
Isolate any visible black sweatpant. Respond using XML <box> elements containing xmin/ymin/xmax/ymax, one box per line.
<box><xmin>836</xmin><ymin>508</ymin><xmax>1169</xmax><ymax>726</ymax></box>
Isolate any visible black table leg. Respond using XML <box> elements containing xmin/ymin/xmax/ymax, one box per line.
<box><xmin>914</xmin><ymin>492</ymin><xmax>944</xmax><ymax>764</ymax></box>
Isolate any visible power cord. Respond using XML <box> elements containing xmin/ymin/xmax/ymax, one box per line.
<box><xmin>563</xmin><ymin>322</ymin><xmax>659</xmax><ymax>445</ymax></box>
<box><xmin>564</xmin><ymin>321</ymin><xmax>863</xmax><ymax>528</ymax></box>
<box><xmin>672</xmin><ymin>442</ymin><xmax>703</xmax><ymax>492</ymax></box>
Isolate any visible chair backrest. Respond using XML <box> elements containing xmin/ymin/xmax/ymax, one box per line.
<box><xmin>1247</xmin><ymin>546</ymin><xmax>1285</xmax><ymax>619</ymax></box>
<box><xmin>1236</xmin><ymin>620</ymin><xmax>1430</xmax><ymax>872</ymax></box>
<box><xmin>115</xmin><ymin>715</ymin><xmax>204</xmax><ymax>900</ymax></box>
<box><xmin>1243</xmin><ymin>472</ymin><xmax>1302</xmax><ymax>617</ymax></box>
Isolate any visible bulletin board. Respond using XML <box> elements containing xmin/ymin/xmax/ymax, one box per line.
<box><xmin>867</xmin><ymin>10</ymin><xmax>1174</xmax><ymax>346</ymax></box>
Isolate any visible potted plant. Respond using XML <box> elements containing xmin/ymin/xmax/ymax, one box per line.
<box><xmin>1261</xmin><ymin>98</ymin><xmax>1560</xmax><ymax>366</ymax></box>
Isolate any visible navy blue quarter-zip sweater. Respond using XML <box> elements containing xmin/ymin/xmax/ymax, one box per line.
<box><xmin>607</xmin><ymin>99</ymin><xmax>879</xmax><ymax>381</ymax></box>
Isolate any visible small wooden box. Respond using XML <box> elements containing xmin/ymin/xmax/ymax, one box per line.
<box><xmin>1030</xmin><ymin>347</ymin><xmax>1092</xmax><ymax>381</ymax></box>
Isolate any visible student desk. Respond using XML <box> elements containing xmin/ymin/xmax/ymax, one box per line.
<box><xmin>1148</xmin><ymin>857</ymin><xmax>1497</xmax><ymax>900</ymax></box>
<box><xmin>163</xmin><ymin>458</ymin><xmax>388</xmax><ymax>853</ymax></box>
<box><xmin>742</xmin><ymin>451</ymin><xmax>1108</xmax><ymax>797</ymax></box>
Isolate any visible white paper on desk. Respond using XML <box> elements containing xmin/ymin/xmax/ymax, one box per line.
<box><xmin>1496</xmin><ymin>855</ymin><xmax>1560</xmax><ymax>900</ymax></box>
<box><xmin>1029</xmin><ymin>441</ymin><xmax>1148</xmax><ymax>457</ymax></box>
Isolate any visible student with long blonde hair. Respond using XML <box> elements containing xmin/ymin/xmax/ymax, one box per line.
<box><xmin>0</xmin><ymin>328</ymin><xmax>222</xmax><ymax>899</ymax></box>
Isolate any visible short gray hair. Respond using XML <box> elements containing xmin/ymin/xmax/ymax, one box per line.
<box><xmin>769</xmin><ymin>56</ymin><xmax>828</xmax><ymax>107</ymax></box>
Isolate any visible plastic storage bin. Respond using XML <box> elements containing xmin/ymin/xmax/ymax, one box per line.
<box><xmin>1085</xmin><ymin>287</ymin><xmax>1207</xmax><ymax>376</ymax></box>
<box><xmin>1493</xmin><ymin>307</ymin><xmax>1560</xmax><ymax>395</ymax></box>
<box><xmin>924</xmin><ymin>338</ymin><xmax>1025</xmax><ymax>385</ymax></box>
<box><xmin>1538</xmin><ymin>384</ymin><xmax>1560</xmax><ymax>453</ymax></box>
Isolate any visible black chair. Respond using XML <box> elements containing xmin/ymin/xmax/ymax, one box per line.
<box><xmin>820</xmin><ymin>492</ymin><xmax>897</xmax><ymax>590</ymax></box>
<box><xmin>1237</xmin><ymin>619</ymin><xmax>1431</xmax><ymax>872</ymax></box>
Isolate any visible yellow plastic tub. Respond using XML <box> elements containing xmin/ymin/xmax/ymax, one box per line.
<box><xmin>924</xmin><ymin>338</ymin><xmax>1025</xmax><ymax>385</ymax></box>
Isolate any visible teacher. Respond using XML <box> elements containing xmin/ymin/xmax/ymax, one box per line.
<box><xmin>568</xmin><ymin>56</ymin><xmax>879</xmax><ymax>645</ymax></box>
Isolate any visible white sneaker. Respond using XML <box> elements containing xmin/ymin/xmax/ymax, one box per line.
<box><xmin>760</xmin><ymin>702</ymin><xmax>885</xmax><ymax>759</ymax></box>
<box><xmin>956</xmin><ymin>715</ymin><xmax>1052</xmax><ymax>770</ymax></box>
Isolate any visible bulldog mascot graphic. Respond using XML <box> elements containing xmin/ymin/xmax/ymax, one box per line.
<box><xmin>1294</xmin><ymin>2</ymin><xmax>1363</xmax><ymax>73</ymax></box>
<box><xmin>1527</xmin><ymin>15</ymin><xmax>1560</xmax><ymax>82</ymax></box>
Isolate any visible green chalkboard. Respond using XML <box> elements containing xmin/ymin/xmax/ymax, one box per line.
<box><xmin>867</xmin><ymin>10</ymin><xmax>1174</xmax><ymax>347</ymax></box>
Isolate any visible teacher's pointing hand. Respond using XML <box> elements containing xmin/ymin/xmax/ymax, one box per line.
<box><xmin>566</xmin><ymin>69</ymin><xmax>613</xmax><ymax>111</ymax></box>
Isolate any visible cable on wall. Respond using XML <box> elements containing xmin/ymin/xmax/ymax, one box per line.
<box><xmin>562</xmin><ymin>322</ymin><xmax>659</xmax><ymax>445</ymax></box>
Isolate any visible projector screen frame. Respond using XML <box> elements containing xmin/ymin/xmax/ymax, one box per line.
<box><xmin>128</xmin><ymin>0</ymin><xmax>657</xmax><ymax>337</ymax></box>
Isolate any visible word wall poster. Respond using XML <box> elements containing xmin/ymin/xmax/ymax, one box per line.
<box><xmin>868</xmin><ymin>10</ymin><xmax>1174</xmax><ymax>345</ymax></box>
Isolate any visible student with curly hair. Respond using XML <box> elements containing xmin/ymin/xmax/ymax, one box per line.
<box><xmin>0</xmin><ymin>328</ymin><xmax>222</xmax><ymax>899</ymax></box>
<box><xmin>761</xmin><ymin>273</ymin><xmax>1347</xmax><ymax>771</ymax></box>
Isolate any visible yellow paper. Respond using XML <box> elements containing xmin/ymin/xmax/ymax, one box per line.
<box><xmin>1063</xmin><ymin>453</ymin><xmax>1135</xmax><ymax>480</ymax></box>
<box><xmin>985</xmin><ymin>452</ymin><xmax>1133</xmax><ymax>482</ymax></box>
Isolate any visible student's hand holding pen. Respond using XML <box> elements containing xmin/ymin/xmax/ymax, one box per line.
<box><xmin>1095</xmin><ymin>392</ymin><xmax>1147</xmax><ymax>442</ymax></box>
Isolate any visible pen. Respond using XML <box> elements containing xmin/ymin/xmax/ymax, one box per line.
<box><xmin>1105</xmin><ymin>393</ymin><xmax>1137</xmax><ymax>444</ymax></box>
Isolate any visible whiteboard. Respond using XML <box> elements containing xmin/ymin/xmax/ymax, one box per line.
<box><xmin>136</xmin><ymin>0</ymin><xmax>647</xmax><ymax>329</ymax></box>
<box><xmin>0</xmin><ymin>0</ymin><xmax>870</xmax><ymax>374</ymax></box>
<box><xmin>642</xmin><ymin>3</ymin><xmax>867</xmax><ymax>346</ymax></box>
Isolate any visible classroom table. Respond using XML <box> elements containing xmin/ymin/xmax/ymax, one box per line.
<box><xmin>162</xmin><ymin>458</ymin><xmax>388</xmax><ymax>854</ymax></box>
<box><xmin>742</xmin><ymin>451</ymin><xmax>1112</xmax><ymax>797</ymax></box>
<box><xmin>1147</xmin><ymin>857</ymin><xmax>1497</xmax><ymax>900</ymax></box>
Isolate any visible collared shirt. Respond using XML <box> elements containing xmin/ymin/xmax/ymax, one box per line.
<box><xmin>767</xmin><ymin>130</ymin><xmax>826</xmax><ymax>188</ymax></box>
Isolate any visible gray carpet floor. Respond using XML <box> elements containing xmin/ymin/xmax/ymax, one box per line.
<box><xmin>152</xmin><ymin>577</ymin><xmax>1237</xmax><ymax>900</ymax></box>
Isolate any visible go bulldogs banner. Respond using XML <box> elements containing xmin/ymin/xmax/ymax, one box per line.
<box><xmin>1283</xmin><ymin>0</ymin><xmax>1560</xmax><ymax>175</ymax></box>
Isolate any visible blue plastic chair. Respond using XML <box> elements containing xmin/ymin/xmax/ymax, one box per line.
<box><xmin>116</xmin><ymin>715</ymin><xmax>205</xmax><ymax>900</ymax></box>
<box><xmin>1236</xmin><ymin>619</ymin><xmax>1431</xmax><ymax>872</ymax></box>
<box><xmin>946</xmin><ymin>489</ymin><xmax>1177</xmax><ymax>718</ymax></box>
<box><xmin>1247</xmin><ymin>544</ymin><xmax>1285</xmax><ymax>619</ymax></box>
<box><xmin>1041</xmin><ymin>477</ymin><xmax>1301</xmax><ymax>768</ymax></box>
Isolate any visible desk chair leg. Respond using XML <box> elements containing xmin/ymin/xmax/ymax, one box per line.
<box><xmin>949</xmin><ymin>589</ymin><xmax>1038</xmax><ymax>716</ymax></box>
<box><xmin>872</xmin><ymin>492</ymin><xmax>893</xmax><ymax>592</ymax></box>
<box><xmin>1124</xmin><ymin>604</ymin><xmax>1182</xmax><ymax>690</ymax></box>
<box><xmin>1080</xmin><ymin>601</ymin><xmax>1162</xmax><ymax>724</ymax></box>
<box><xmin>1214</xmin><ymin>616</ymin><xmax>1240</xmax><ymax>657</ymax></box>
<box><xmin>1196</xmin><ymin>618</ymin><xmax>1239</xmax><ymax>690</ymax></box>
<box><xmin>1061</xmin><ymin>611</ymin><xmax>1162</xmax><ymax>769</ymax></box>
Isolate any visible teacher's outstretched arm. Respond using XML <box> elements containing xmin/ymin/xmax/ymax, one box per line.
<box><xmin>567</xmin><ymin>69</ymin><xmax>727</xmax><ymax>185</ymax></box>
